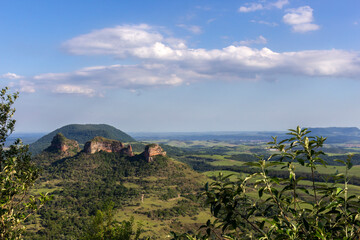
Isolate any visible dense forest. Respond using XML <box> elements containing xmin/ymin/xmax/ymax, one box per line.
<box><xmin>26</xmin><ymin>148</ymin><xmax>206</xmax><ymax>239</ymax></box>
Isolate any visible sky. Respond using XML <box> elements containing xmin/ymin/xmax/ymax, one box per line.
<box><xmin>1</xmin><ymin>0</ymin><xmax>360</xmax><ymax>133</ymax></box>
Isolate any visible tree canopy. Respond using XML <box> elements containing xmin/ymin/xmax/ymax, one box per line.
<box><xmin>0</xmin><ymin>87</ymin><xmax>50</xmax><ymax>239</ymax></box>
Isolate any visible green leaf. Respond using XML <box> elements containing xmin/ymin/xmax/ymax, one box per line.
<box><xmin>334</xmin><ymin>159</ymin><xmax>345</xmax><ymax>165</ymax></box>
<box><xmin>297</xmin><ymin>158</ymin><xmax>305</xmax><ymax>165</ymax></box>
<box><xmin>258</xmin><ymin>187</ymin><xmax>264</xmax><ymax>198</ymax></box>
<box><xmin>335</xmin><ymin>187</ymin><xmax>343</xmax><ymax>195</ymax></box>
<box><xmin>244</xmin><ymin>162</ymin><xmax>261</xmax><ymax>167</ymax></box>
<box><xmin>214</xmin><ymin>204</ymin><xmax>221</xmax><ymax>216</ymax></box>
<box><xmin>302</xmin><ymin>217</ymin><xmax>309</xmax><ymax>231</ymax></box>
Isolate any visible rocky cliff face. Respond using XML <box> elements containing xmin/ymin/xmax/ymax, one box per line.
<box><xmin>83</xmin><ymin>136</ymin><xmax>133</xmax><ymax>156</ymax></box>
<box><xmin>45</xmin><ymin>133</ymin><xmax>80</xmax><ymax>156</ymax></box>
<box><xmin>122</xmin><ymin>144</ymin><xmax>134</xmax><ymax>157</ymax></box>
<box><xmin>44</xmin><ymin>134</ymin><xmax>166</xmax><ymax>163</ymax></box>
<box><xmin>143</xmin><ymin>144</ymin><xmax>166</xmax><ymax>162</ymax></box>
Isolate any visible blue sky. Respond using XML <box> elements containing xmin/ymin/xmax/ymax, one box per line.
<box><xmin>1</xmin><ymin>0</ymin><xmax>360</xmax><ymax>133</ymax></box>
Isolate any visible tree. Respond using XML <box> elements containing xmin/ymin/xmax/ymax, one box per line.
<box><xmin>172</xmin><ymin>126</ymin><xmax>360</xmax><ymax>240</ymax></box>
<box><xmin>0</xmin><ymin>87</ymin><xmax>50</xmax><ymax>239</ymax></box>
<box><xmin>83</xmin><ymin>202</ymin><xmax>144</xmax><ymax>240</ymax></box>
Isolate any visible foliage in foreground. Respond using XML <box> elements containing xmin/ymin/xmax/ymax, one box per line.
<box><xmin>83</xmin><ymin>203</ymin><xmax>145</xmax><ymax>240</ymax></box>
<box><xmin>0</xmin><ymin>87</ymin><xmax>50</xmax><ymax>239</ymax></box>
<box><xmin>172</xmin><ymin>126</ymin><xmax>360</xmax><ymax>239</ymax></box>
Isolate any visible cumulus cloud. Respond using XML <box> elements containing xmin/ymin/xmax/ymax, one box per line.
<box><xmin>239</xmin><ymin>0</ymin><xmax>289</xmax><ymax>12</ymax></box>
<box><xmin>237</xmin><ymin>36</ymin><xmax>267</xmax><ymax>46</ymax></box>
<box><xmin>19</xmin><ymin>24</ymin><xmax>360</xmax><ymax>97</ymax></box>
<box><xmin>0</xmin><ymin>72</ymin><xmax>22</xmax><ymax>79</ymax></box>
<box><xmin>177</xmin><ymin>24</ymin><xmax>203</xmax><ymax>34</ymax></box>
<box><xmin>62</xmin><ymin>24</ymin><xmax>182</xmax><ymax>56</ymax></box>
<box><xmin>270</xmin><ymin>0</ymin><xmax>289</xmax><ymax>9</ymax></box>
<box><xmin>283</xmin><ymin>6</ymin><xmax>320</xmax><ymax>33</ymax></box>
<box><xmin>239</xmin><ymin>3</ymin><xmax>264</xmax><ymax>13</ymax></box>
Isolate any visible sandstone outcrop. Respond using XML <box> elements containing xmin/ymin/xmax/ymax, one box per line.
<box><xmin>45</xmin><ymin>133</ymin><xmax>80</xmax><ymax>156</ymax></box>
<box><xmin>143</xmin><ymin>144</ymin><xmax>166</xmax><ymax>162</ymax></box>
<box><xmin>122</xmin><ymin>144</ymin><xmax>134</xmax><ymax>157</ymax></box>
<box><xmin>83</xmin><ymin>136</ymin><xmax>133</xmax><ymax>156</ymax></box>
<box><xmin>45</xmin><ymin>134</ymin><xmax>170</xmax><ymax>162</ymax></box>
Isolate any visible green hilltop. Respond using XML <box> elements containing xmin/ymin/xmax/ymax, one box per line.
<box><xmin>29</xmin><ymin>124</ymin><xmax>135</xmax><ymax>154</ymax></box>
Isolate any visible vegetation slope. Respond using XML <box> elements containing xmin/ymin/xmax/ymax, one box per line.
<box><xmin>27</xmin><ymin>139</ymin><xmax>208</xmax><ymax>239</ymax></box>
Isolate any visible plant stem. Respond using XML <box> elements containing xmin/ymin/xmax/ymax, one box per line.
<box><xmin>310</xmin><ymin>164</ymin><xmax>317</xmax><ymax>205</ymax></box>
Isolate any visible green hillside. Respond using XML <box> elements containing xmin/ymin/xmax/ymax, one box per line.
<box><xmin>29</xmin><ymin>124</ymin><xmax>136</xmax><ymax>154</ymax></box>
<box><xmin>28</xmin><ymin>142</ymin><xmax>208</xmax><ymax>239</ymax></box>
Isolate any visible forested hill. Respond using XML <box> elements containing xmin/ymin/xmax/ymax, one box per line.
<box><xmin>308</xmin><ymin>127</ymin><xmax>360</xmax><ymax>136</ymax></box>
<box><xmin>29</xmin><ymin>124</ymin><xmax>135</xmax><ymax>154</ymax></box>
<box><xmin>308</xmin><ymin>127</ymin><xmax>360</xmax><ymax>143</ymax></box>
<box><xmin>28</xmin><ymin>138</ymin><xmax>207</xmax><ymax>239</ymax></box>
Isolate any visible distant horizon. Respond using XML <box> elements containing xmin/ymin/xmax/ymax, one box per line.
<box><xmin>11</xmin><ymin>125</ymin><xmax>360</xmax><ymax>135</ymax></box>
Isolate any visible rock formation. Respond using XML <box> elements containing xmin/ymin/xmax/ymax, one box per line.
<box><xmin>83</xmin><ymin>136</ymin><xmax>133</xmax><ymax>156</ymax></box>
<box><xmin>143</xmin><ymin>144</ymin><xmax>166</xmax><ymax>162</ymax></box>
<box><xmin>45</xmin><ymin>135</ymin><xmax>167</xmax><ymax>161</ymax></box>
<box><xmin>45</xmin><ymin>133</ymin><xmax>80</xmax><ymax>156</ymax></box>
<box><xmin>122</xmin><ymin>144</ymin><xmax>134</xmax><ymax>157</ymax></box>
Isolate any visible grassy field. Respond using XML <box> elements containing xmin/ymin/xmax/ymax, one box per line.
<box><xmin>115</xmin><ymin>194</ymin><xmax>212</xmax><ymax>239</ymax></box>
<box><xmin>207</xmin><ymin>157</ymin><xmax>360</xmax><ymax>177</ymax></box>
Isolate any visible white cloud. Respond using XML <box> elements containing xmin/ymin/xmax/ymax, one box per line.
<box><xmin>237</xmin><ymin>35</ymin><xmax>267</xmax><ymax>46</ymax></box>
<box><xmin>19</xmin><ymin>24</ymin><xmax>360</xmax><ymax>97</ymax></box>
<box><xmin>283</xmin><ymin>6</ymin><xmax>320</xmax><ymax>33</ymax></box>
<box><xmin>283</xmin><ymin>6</ymin><xmax>313</xmax><ymax>25</ymax></box>
<box><xmin>238</xmin><ymin>3</ymin><xmax>263</xmax><ymax>13</ymax></box>
<box><xmin>62</xmin><ymin>24</ymin><xmax>188</xmax><ymax>60</ymax></box>
<box><xmin>270</xmin><ymin>0</ymin><xmax>289</xmax><ymax>9</ymax></box>
<box><xmin>32</xmin><ymin>64</ymin><xmax>185</xmax><ymax>96</ymax></box>
<box><xmin>33</xmin><ymin>47</ymin><xmax>360</xmax><ymax>97</ymax></box>
<box><xmin>292</xmin><ymin>23</ymin><xmax>320</xmax><ymax>33</ymax></box>
<box><xmin>177</xmin><ymin>24</ymin><xmax>203</xmax><ymax>34</ymax></box>
<box><xmin>0</xmin><ymin>72</ymin><xmax>22</xmax><ymax>79</ymax></box>
<box><xmin>63</xmin><ymin>24</ymin><xmax>170</xmax><ymax>56</ymax></box>
<box><xmin>19</xmin><ymin>80</ymin><xmax>35</xmax><ymax>93</ymax></box>
<box><xmin>251</xmin><ymin>20</ymin><xmax>278</xmax><ymax>27</ymax></box>
<box><xmin>53</xmin><ymin>85</ymin><xmax>96</xmax><ymax>96</ymax></box>
<box><xmin>239</xmin><ymin>0</ymin><xmax>289</xmax><ymax>13</ymax></box>
<box><xmin>0</xmin><ymin>74</ymin><xmax>35</xmax><ymax>93</ymax></box>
